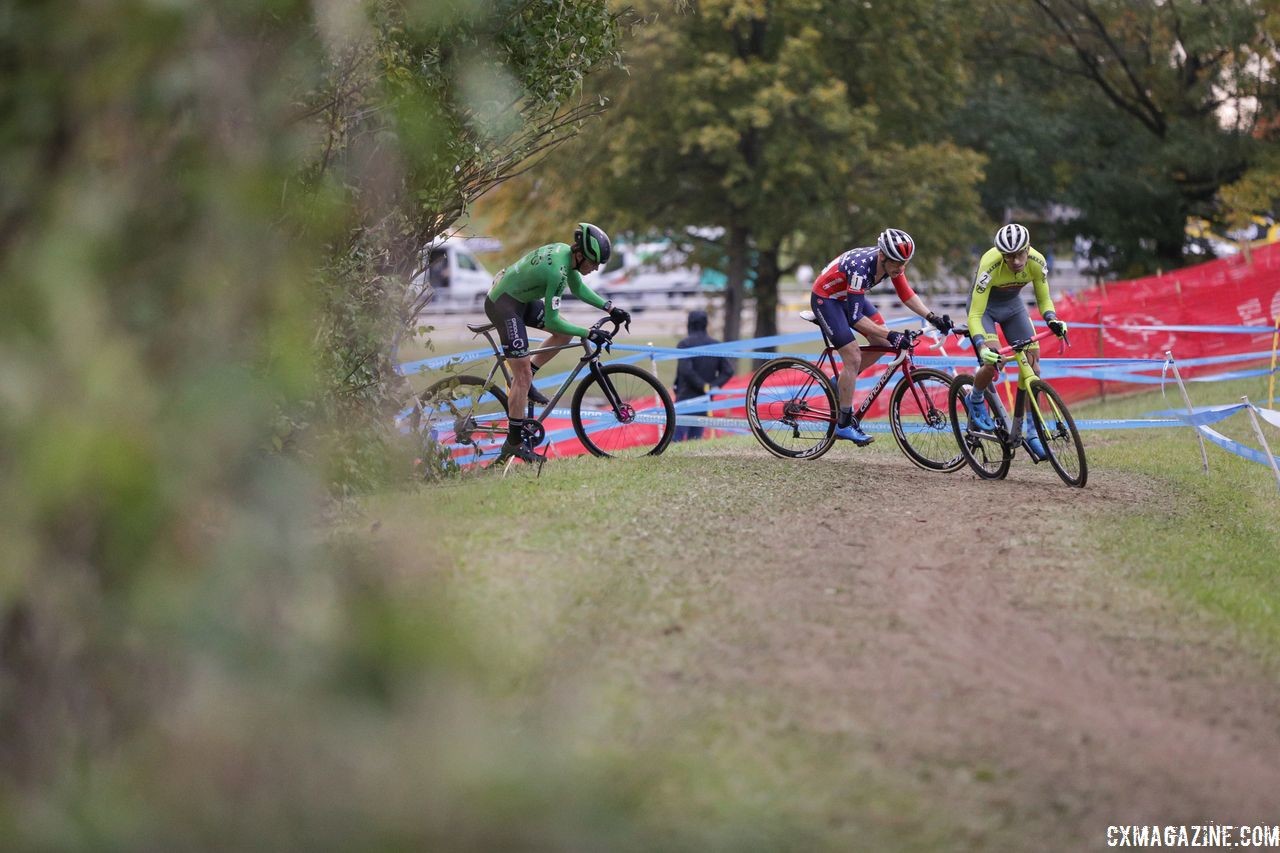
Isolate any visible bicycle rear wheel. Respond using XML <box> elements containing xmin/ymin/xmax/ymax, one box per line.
<box><xmin>416</xmin><ymin>375</ymin><xmax>510</xmax><ymax>462</ymax></box>
<box><xmin>1029</xmin><ymin>379</ymin><xmax>1087</xmax><ymax>487</ymax></box>
<box><xmin>948</xmin><ymin>374</ymin><xmax>1012</xmax><ymax>480</ymax></box>
<box><xmin>890</xmin><ymin>368</ymin><xmax>965</xmax><ymax>472</ymax></box>
<box><xmin>571</xmin><ymin>364</ymin><xmax>675</xmax><ymax>458</ymax></box>
<box><xmin>746</xmin><ymin>357</ymin><xmax>837</xmax><ymax>460</ymax></box>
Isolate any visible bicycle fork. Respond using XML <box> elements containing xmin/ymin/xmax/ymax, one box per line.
<box><xmin>588</xmin><ymin>361</ymin><xmax>627</xmax><ymax>418</ymax></box>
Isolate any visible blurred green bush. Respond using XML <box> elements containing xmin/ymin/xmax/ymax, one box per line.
<box><xmin>0</xmin><ymin>1</ymin><xmax>674</xmax><ymax>848</ymax></box>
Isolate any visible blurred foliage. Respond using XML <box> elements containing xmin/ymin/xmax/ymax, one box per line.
<box><xmin>0</xmin><ymin>0</ymin><xmax>656</xmax><ymax>847</ymax></box>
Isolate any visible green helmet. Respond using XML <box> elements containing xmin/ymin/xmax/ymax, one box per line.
<box><xmin>573</xmin><ymin>222</ymin><xmax>612</xmax><ymax>265</ymax></box>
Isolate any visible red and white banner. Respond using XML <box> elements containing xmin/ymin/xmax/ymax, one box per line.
<box><xmin>1056</xmin><ymin>243</ymin><xmax>1280</xmax><ymax>362</ymax></box>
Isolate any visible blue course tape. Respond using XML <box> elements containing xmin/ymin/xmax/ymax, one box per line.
<box><xmin>1162</xmin><ymin>403</ymin><xmax>1250</xmax><ymax>427</ymax></box>
<box><xmin>1254</xmin><ymin>405</ymin><xmax>1280</xmax><ymax>431</ymax></box>
<box><xmin>400</xmin><ymin>325</ymin><xmax>1280</xmax><ymax>458</ymax></box>
<box><xmin>401</xmin><ymin>329</ymin><xmax>1275</xmax><ymax>378</ymax></box>
<box><xmin>1196</xmin><ymin>424</ymin><xmax>1280</xmax><ymax>467</ymax></box>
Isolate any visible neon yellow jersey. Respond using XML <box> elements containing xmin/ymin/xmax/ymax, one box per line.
<box><xmin>967</xmin><ymin>246</ymin><xmax>1056</xmax><ymax>339</ymax></box>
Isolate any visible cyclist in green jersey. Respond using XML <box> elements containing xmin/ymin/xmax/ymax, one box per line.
<box><xmin>962</xmin><ymin>223</ymin><xmax>1069</xmax><ymax>460</ymax></box>
<box><xmin>484</xmin><ymin>222</ymin><xmax>631</xmax><ymax>462</ymax></box>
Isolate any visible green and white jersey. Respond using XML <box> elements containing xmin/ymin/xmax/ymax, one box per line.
<box><xmin>488</xmin><ymin>243</ymin><xmax>609</xmax><ymax>338</ymax></box>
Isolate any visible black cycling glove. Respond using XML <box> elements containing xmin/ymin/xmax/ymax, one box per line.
<box><xmin>1045</xmin><ymin>311</ymin><xmax>1068</xmax><ymax>338</ymax></box>
<box><xmin>926</xmin><ymin>312</ymin><xmax>954</xmax><ymax>334</ymax></box>
<box><xmin>608</xmin><ymin>305</ymin><xmax>632</xmax><ymax>327</ymax></box>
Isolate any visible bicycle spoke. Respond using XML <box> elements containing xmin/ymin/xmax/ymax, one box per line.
<box><xmin>891</xmin><ymin>369</ymin><xmax>964</xmax><ymax>472</ymax></box>
<box><xmin>747</xmin><ymin>358</ymin><xmax>837</xmax><ymax>459</ymax></box>
<box><xmin>417</xmin><ymin>376</ymin><xmax>510</xmax><ymax>464</ymax></box>
<box><xmin>572</xmin><ymin>364</ymin><xmax>674</xmax><ymax>458</ymax></box>
<box><xmin>1030</xmin><ymin>379</ymin><xmax>1088</xmax><ymax>487</ymax></box>
<box><xmin>948</xmin><ymin>373</ymin><xmax>1012</xmax><ymax>479</ymax></box>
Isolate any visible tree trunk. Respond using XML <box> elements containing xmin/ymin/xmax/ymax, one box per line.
<box><xmin>722</xmin><ymin>223</ymin><xmax>748</xmax><ymax>341</ymax></box>
<box><xmin>752</xmin><ymin>246</ymin><xmax>780</xmax><ymax>342</ymax></box>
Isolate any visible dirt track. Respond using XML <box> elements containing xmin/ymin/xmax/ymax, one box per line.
<box><xmin>633</xmin><ymin>444</ymin><xmax>1280</xmax><ymax>843</ymax></box>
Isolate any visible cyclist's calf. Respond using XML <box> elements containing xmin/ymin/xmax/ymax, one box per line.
<box><xmin>507</xmin><ymin>355</ymin><xmax>534</xmax><ymax>418</ymax></box>
<box><xmin>834</xmin><ymin>340</ymin><xmax>863</xmax><ymax>409</ymax></box>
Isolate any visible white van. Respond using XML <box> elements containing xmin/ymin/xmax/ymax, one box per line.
<box><xmin>411</xmin><ymin>238</ymin><xmax>494</xmax><ymax>312</ymax></box>
<box><xmin>593</xmin><ymin>241</ymin><xmax>702</xmax><ymax>305</ymax></box>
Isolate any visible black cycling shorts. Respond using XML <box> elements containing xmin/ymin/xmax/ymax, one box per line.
<box><xmin>484</xmin><ymin>293</ymin><xmax>546</xmax><ymax>358</ymax></box>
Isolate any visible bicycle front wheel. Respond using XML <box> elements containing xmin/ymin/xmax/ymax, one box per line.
<box><xmin>890</xmin><ymin>368</ymin><xmax>965</xmax><ymax>472</ymax></box>
<box><xmin>416</xmin><ymin>375</ymin><xmax>510</xmax><ymax>461</ymax></box>
<box><xmin>948</xmin><ymin>374</ymin><xmax>1012</xmax><ymax>480</ymax></box>
<box><xmin>571</xmin><ymin>364</ymin><xmax>675</xmax><ymax>458</ymax></box>
<box><xmin>746</xmin><ymin>357</ymin><xmax>837</xmax><ymax>460</ymax></box>
<box><xmin>1029</xmin><ymin>379</ymin><xmax>1087</xmax><ymax>487</ymax></box>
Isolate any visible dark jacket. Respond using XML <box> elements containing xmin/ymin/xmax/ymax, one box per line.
<box><xmin>673</xmin><ymin>312</ymin><xmax>735</xmax><ymax>401</ymax></box>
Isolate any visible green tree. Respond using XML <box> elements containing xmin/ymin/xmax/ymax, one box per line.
<box><xmin>484</xmin><ymin>0</ymin><xmax>988</xmax><ymax>341</ymax></box>
<box><xmin>961</xmin><ymin>0</ymin><xmax>1280</xmax><ymax>275</ymax></box>
<box><xmin>297</xmin><ymin>0</ymin><xmax>622</xmax><ymax>487</ymax></box>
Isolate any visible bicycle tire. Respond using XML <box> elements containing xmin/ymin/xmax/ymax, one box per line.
<box><xmin>889</xmin><ymin>368</ymin><xmax>965</xmax><ymax>472</ymax></box>
<box><xmin>416</xmin><ymin>375</ymin><xmax>510</xmax><ymax>460</ymax></box>
<box><xmin>1029</xmin><ymin>378</ymin><xmax>1088</xmax><ymax>487</ymax></box>
<box><xmin>746</xmin><ymin>357</ymin><xmax>838</xmax><ymax>460</ymax></box>
<box><xmin>571</xmin><ymin>363</ymin><xmax>675</xmax><ymax>458</ymax></box>
<box><xmin>948</xmin><ymin>373</ymin><xmax>1012</xmax><ymax>480</ymax></box>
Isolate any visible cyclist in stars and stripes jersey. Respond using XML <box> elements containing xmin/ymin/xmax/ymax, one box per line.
<box><xmin>809</xmin><ymin>228</ymin><xmax>954</xmax><ymax>445</ymax></box>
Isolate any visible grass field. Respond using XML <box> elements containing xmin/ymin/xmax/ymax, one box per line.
<box><xmin>352</xmin><ymin>370</ymin><xmax>1280</xmax><ymax>848</ymax></box>
<box><xmin>1076</xmin><ymin>377</ymin><xmax>1280</xmax><ymax>656</ymax></box>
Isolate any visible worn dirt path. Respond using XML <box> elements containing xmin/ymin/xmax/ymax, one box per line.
<box><xmin>599</xmin><ymin>445</ymin><xmax>1280</xmax><ymax>846</ymax></box>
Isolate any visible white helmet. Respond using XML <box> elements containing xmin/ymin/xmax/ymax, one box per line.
<box><xmin>877</xmin><ymin>228</ymin><xmax>915</xmax><ymax>263</ymax></box>
<box><xmin>994</xmin><ymin>223</ymin><xmax>1030</xmax><ymax>255</ymax></box>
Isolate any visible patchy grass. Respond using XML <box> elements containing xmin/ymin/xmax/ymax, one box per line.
<box><xmin>358</xmin><ymin>366</ymin><xmax>1280</xmax><ymax>846</ymax></box>
<box><xmin>362</xmin><ymin>448</ymin><xmax>1006</xmax><ymax>849</ymax></box>
<box><xmin>1073</xmin><ymin>376</ymin><xmax>1280</xmax><ymax>658</ymax></box>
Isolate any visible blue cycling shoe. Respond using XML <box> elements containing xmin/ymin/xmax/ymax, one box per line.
<box><xmin>834</xmin><ymin>422</ymin><xmax>874</xmax><ymax>446</ymax></box>
<box><xmin>1023</xmin><ymin>427</ymin><xmax>1047</xmax><ymax>462</ymax></box>
<box><xmin>964</xmin><ymin>393</ymin><xmax>997</xmax><ymax>432</ymax></box>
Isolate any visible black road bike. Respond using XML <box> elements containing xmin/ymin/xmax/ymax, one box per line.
<box><xmin>412</xmin><ymin>318</ymin><xmax>676</xmax><ymax>465</ymax></box>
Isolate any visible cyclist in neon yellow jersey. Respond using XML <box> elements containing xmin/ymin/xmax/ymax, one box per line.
<box><xmin>483</xmin><ymin>222</ymin><xmax>631</xmax><ymax>462</ymax></box>
<box><xmin>962</xmin><ymin>223</ymin><xmax>1068</xmax><ymax>460</ymax></box>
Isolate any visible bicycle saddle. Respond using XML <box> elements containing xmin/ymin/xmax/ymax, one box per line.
<box><xmin>799</xmin><ymin>310</ymin><xmax>818</xmax><ymax>324</ymax></box>
<box><xmin>467</xmin><ymin>322</ymin><xmax>496</xmax><ymax>334</ymax></box>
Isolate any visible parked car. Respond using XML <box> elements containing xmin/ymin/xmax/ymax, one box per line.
<box><xmin>410</xmin><ymin>238</ymin><xmax>493</xmax><ymax>311</ymax></box>
<box><xmin>589</xmin><ymin>238</ymin><xmax>757</xmax><ymax>309</ymax></box>
<box><xmin>593</xmin><ymin>241</ymin><xmax>703</xmax><ymax>301</ymax></box>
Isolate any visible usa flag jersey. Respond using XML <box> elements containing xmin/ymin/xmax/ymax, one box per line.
<box><xmin>810</xmin><ymin>246</ymin><xmax>916</xmax><ymax>303</ymax></box>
